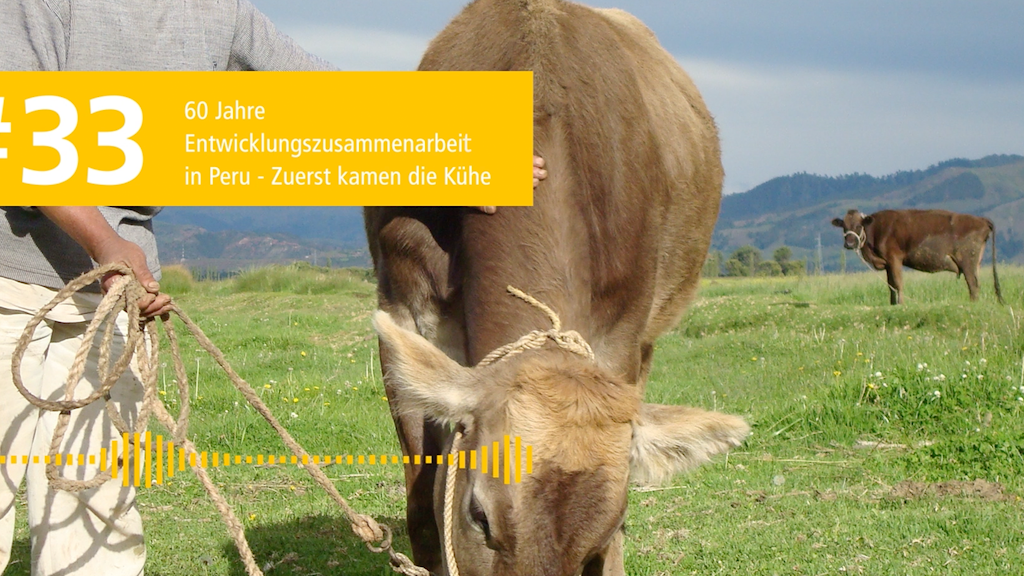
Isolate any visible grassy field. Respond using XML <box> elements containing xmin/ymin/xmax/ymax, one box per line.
<box><xmin>8</xmin><ymin>262</ymin><xmax>1024</xmax><ymax>575</ymax></box>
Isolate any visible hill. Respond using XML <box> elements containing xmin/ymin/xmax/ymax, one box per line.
<box><xmin>155</xmin><ymin>219</ymin><xmax>370</xmax><ymax>275</ymax></box>
<box><xmin>713</xmin><ymin>154</ymin><xmax>1024</xmax><ymax>270</ymax></box>
<box><xmin>153</xmin><ymin>155</ymin><xmax>1024</xmax><ymax>273</ymax></box>
<box><xmin>156</xmin><ymin>206</ymin><xmax>366</xmax><ymax>244</ymax></box>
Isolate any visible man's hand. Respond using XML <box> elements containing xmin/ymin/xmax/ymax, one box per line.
<box><xmin>91</xmin><ymin>235</ymin><xmax>172</xmax><ymax>317</ymax></box>
<box><xmin>476</xmin><ymin>155</ymin><xmax>547</xmax><ymax>214</ymax></box>
<box><xmin>37</xmin><ymin>207</ymin><xmax>172</xmax><ymax>318</ymax></box>
<box><xmin>532</xmin><ymin>155</ymin><xmax>547</xmax><ymax>188</ymax></box>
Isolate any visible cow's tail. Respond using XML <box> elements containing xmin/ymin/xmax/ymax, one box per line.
<box><xmin>988</xmin><ymin>219</ymin><xmax>1004</xmax><ymax>304</ymax></box>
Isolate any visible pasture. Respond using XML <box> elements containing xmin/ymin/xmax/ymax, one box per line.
<box><xmin>8</xmin><ymin>263</ymin><xmax>1024</xmax><ymax>575</ymax></box>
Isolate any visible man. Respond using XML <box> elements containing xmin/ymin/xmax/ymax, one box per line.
<box><xmin>1</xmin><ymin>2</ymin><xmax>544</xmax><ymax>574</ymax></box>
<box><xmin>0</xmin><ymin>0</ymin><xmax>348</xmax><ymax>569</ymax></box>
<box><xmin>0</xmin><ymin>207</ymin><xmax>169</xmax><ymax>576</ymax></box>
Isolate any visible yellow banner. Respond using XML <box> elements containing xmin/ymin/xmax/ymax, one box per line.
<box><xmin>0</xmin><ymin>71</ymin><xmax>533</xmax><ymax>206</ymax></box>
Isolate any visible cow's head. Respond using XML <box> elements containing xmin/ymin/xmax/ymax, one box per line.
<box><xmin>374</xmin><ymin>311</ymin><xmax>749</xmax><ymax>576</ymax></box>
<box><xmin>832</xmin><ymin>209</ymin><xmax>873</xmax><ymax>250</ymax></box>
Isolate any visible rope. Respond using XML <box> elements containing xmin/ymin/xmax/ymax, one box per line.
<box><xmin>476</xmin><ymin>286</ymin><xmax>594</xmax><ymax>367</ymax></box>
<box><xmin>11</xmin><ymin>264</ymin><xmax>428</xmax><ymax>576</ymax></box>
<box><xmin>11</xmin><ymin>265</ymin><xmax>150</xmax><ymax>492</ymax></box>
<box><xmin>442</xmin><ymin>285</ymin><xmax>595</xmax><ymax>575</ymax></box>
<box><xmin>443</xmin><ymin>431</ymin><xmax>462</xmax><ymax>576</ymax></box>
<box><xmin>845</xmin><ymin>229</ymin><xmax>872</xmax><ymax>269</ymax></box>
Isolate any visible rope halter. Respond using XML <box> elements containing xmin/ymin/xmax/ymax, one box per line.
<box><xmin>843</xmin><ymin>229</ymin><xmax>865</xmax><ymax>251</ymax></box>
<box><xmin>476</xmin><ymin>286</ymin><xmax>595</xmax><ymax>368</ymax></box>
<box><xmin>443</xmin><ymin>285</ymin><xmax>596</xmax><ymax>576</ymax></box>
<box><xmin>844</xmin><ymin>228</ymin><xmax>873</xmax><ymax>269</ymax></box>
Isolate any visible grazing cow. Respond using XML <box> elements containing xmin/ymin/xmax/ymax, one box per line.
<box><xmin>832</xmin><ymin>209</ymin><xmax>1003</xmax><ymax>305</ymax></box>
<box><xmin>365</xmin><ymin>1</ymin><xmax>749</xmax><ymax>575</ymax></box>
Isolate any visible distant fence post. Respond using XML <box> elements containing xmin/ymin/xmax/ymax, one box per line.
<box><xmin>815</xmin><ymin>234</ymin><xmax>823</xmax><ymax>275</ymax></box>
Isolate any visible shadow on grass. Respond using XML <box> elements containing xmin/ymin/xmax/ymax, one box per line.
<box><xmin>5</xmin><ymin>516</ymin><xmax>410</xmax><ymax>576</ymax></box>
<box><xmin>224</xmin><ymin>514</ymin><xmax>413</xmax><ymax>576</ymax></box>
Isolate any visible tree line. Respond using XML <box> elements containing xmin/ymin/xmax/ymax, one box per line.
<box><xmin>703</xmin><ymin>245</ymin><xmax>806</xmax><ymax>278</ymax></box>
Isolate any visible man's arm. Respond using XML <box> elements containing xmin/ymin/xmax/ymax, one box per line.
<box><xmin>37</xmin><ymin>207</ymin><xmax>171</xmax><ymax>317</ymax></box>
<box><xmin>0</xmin><ymin>0</ymin><xmax>67</xmax><ymax>71</ymax></box>
<box><xmin>226</xmin><ymin>0</ymin><xmax>335</xmax><ymax>71</ymax></box>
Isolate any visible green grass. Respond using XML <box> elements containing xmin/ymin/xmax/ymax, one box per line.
<box><xmin>158</xmin><ymin>264</ymin><xmax>195</xmax><ymax>295</ymax></box>
<box><xmin>8</xmin><ymin>264</ymin><xmax>1024</xmax><ymax>575</ymax></box>
<box><xmin>231</xmin><ymin>261</ymin><xmax>376</xmax><ymax>296</ymax></box>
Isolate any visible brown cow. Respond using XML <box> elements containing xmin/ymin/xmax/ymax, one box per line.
<box><xmin>364</xmin><ymin>1</ymin><xmax>748</xmax><ymax>575</ymax></box>
<box><xmin>832</xmin><ymin>209</ymin><xmax>1003</xmax><ymax>305</ymax></box>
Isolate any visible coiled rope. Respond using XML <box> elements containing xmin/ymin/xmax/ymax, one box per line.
<box><xmin>11</xmin><ymin>263</ymin><xmax>428</xmax><ymax>576</ymax></box>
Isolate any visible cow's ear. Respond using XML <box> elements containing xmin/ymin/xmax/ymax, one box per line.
<box><xmin>372</xmin><ymin>310</ymin><xmax>479</xmax><ymax>425</ymax></box>
<box><xmin>861</xmin><ymin>215</ymin><xmax>873</xmax><ymax>226</ymax></box>
<box><xmin>831</xmin><ymin>218</ymin><xmax>845</xmax><ymax>228</ymax></box>
<box><xmin>629</xmin><ymin>404</ymin><xmax>749</xmax><ymax>485</ymax></box>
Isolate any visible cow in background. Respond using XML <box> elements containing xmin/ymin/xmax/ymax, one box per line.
<box><xmin>832</xmin><ymin>209</ymin><xmax>1003</xmax><ymax>305</ymax></box>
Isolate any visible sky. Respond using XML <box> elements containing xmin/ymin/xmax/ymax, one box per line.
<box><xmin>250</xmin><ymin>0</ymin><xmax>1024</xmax><ymax>194</ymax></box>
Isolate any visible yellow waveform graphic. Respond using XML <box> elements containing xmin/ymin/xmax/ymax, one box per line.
<box><xmin>0</xmin><ymin>433</ymin><xmax>533</xmax><ymax>488</ymax></box>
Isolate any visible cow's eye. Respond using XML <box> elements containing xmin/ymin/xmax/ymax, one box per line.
<box><xmin>469</xmin><ymin>496</ymin><xmax>491</xmax><ymax>540</ymax></box>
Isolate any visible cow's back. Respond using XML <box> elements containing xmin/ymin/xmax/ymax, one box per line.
<box><xmin>595</xmin><ymin>8</ymin><xmax>723</xmax><ymax>341</ymax></box>
<box><xmin>416</xmin><ymin>0</ymin><xmax>722</xmax><ymax>379</ymax></box>
<box><xmin>864</xmin><ymin>209</ymin><xmax>993</xmax><ymax>275</ymax></box>
<box><xmin>871</xmin><ymin>209</ymin><xmax>991</xmax><ymax>251</ymax></box>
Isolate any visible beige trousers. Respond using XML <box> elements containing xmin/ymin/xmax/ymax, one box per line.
<box><xmin>0</xmin><ymin>277</ymin><xmax>145</xmax><ymax>576</ymax></box>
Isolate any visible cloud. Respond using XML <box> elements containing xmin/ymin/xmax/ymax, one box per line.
<box><xmin>618</xmin><ymin>1</ymin><xmax>1024</xmax><ymax>82</ymax></box>
<box><xmin>681</xmin><ymin>58</ymin><xmax>1024</xmax><ymax>193</ymax></box>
